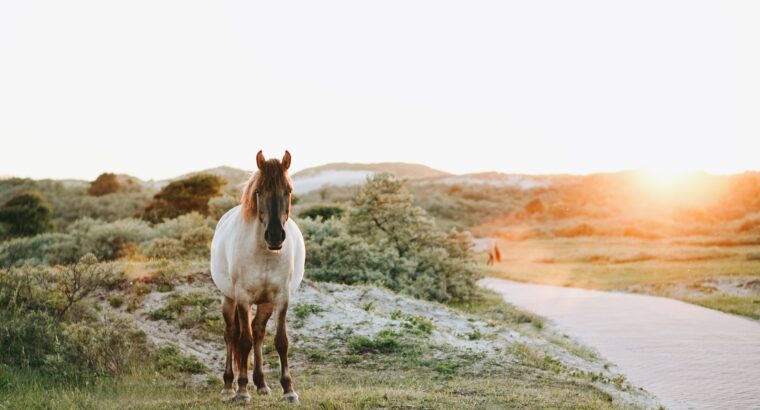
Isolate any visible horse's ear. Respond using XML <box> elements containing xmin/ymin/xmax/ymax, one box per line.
<box><xmin>256</xmin><ymin>151</ymin><xmax>266</xmax><ymax>170</ymax></box>
<box><xmin>282</xmin><ymin>150</ymin><xmax>291</xmax><ymax>170</ymax></box>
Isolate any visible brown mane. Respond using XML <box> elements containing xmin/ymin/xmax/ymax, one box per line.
<box><xmin>240</xmin><ymin>158</ymin><xmax>293</xmax><ymax>222</ymax></box>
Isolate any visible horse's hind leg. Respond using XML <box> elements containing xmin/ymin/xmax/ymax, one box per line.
<box><xmin>274</xmin><ymin>301</ymin><xmax>298</xmax><ymax>403</ymax></box>
<box><xmin>220</xmin><ymin>297</ymin><xmax>236</xmax><ymax>400</ymax></box>
<box><xmin>234</xmin><ymin>303</ymin><xmax>254</xmax><ymax>402</ymax></box>
<box><xmin>252</xmin><ymin>303</ymin><xmax>274</xmax><ymax>395</ymax></box>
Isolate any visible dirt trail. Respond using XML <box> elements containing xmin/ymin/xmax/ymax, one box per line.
<box><xmin>481</xmin><ymin>278</ymin><xmax>760</xmax><ymax>410</ymax></box>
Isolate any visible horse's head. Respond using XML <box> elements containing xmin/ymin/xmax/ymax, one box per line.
<box><xmin>242</xmin><ymin>150</ymin><xmax>293</xmax><ymax>251</ymax></box>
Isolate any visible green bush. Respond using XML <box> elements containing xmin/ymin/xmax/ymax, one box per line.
<box><xmin>141</xmin><ymin>238</ymin><xmax>184</xmax><ymax>259</ymax></box>
<box><xmin>156</xmin><ymin>344</ymin><xmax>207</xmax><ymax>374</ymax></box>
<box><xmin>208</xmin><ymin>195</ymin><xmax>238</xmax><ymax>221</ymax></box>
<box><xmin>0</xmin><ymin>233</ymin><xmax>80</xmax><ymax>267</ymax></box>
<box><xmin>348</xmin><ymin>329</ymin><xmax>404</xmax><ymax>353</ymax></box>
<box><xmin>302</xmin><ymin>174</ymin><xmax>480</xmax><ymax>302</ymax></box>
<box><xmin>0</xmin><ymin>192</ymin><xmax>53</xmax><ymax>238</ymax></box>
<box><xmin>143</xmin><ymin>174</ymin><xmax>224</xmax><ymax>223</ymax></box>
<box><xmin>0</xmin><ymin>265</ymin><xmax>146</xmax><ymax>379</ymax></box>
<box><xmin>299</xmin><ymin>205</ymin><xmax>345</xmax><ymax>220</ymax></box>
<box><xmin>180</xmin><ymin>226</ymin><xmax>214</xmax><ymax>257</ymax></box>
<box><xmin>82</xmin><ymin>219</ymin><xmax>154</xmax><ymax>261</ymax></box>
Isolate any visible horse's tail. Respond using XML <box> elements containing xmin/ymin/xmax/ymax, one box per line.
<box><xmin>493</xmin><ymin>241</ymin><xmax>502</xmax><ymax>263</ymax></box>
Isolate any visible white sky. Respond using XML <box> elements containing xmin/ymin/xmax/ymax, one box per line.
<box><xmin>1</xmin><ymin>0</ymin><xmax>758</xmax><ymax>180</ymax></box>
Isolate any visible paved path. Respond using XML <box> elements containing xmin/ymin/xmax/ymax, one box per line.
<box><xmin>481</xmin><ymin>278</ymin><xmax>760</xmax><ymax>410</ymax></box>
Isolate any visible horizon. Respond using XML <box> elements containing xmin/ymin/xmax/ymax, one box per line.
<box><xmin>1</xmin><ymin>160</ymin><xmax>757</xmax><ymax>183</ymax></box>
<box><xmin>2</xmin><ymin>1</ymin><xmax>759</xmax><ymax>180</ymax></box>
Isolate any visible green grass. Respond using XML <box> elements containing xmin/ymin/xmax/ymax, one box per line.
<box><xmin>0</xmin><ymin>359</ymin><xmax>619</xmax><ymax>410</ymax></box>
<box><xmin>685</xmin><ymin>294</ymin><xmax>760</xmax><ymax>320</ymax></box>
<box><xmin>486</xmin><ymin>237</ymin><xmax>760</xmax><ymax>319</ymax></box>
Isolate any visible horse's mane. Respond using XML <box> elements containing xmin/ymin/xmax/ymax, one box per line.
<box><xmin>240</xmin><ymin>159</ymin><xmax>292</xmax><ymax>222</ymax></box>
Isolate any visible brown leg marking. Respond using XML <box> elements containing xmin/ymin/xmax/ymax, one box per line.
<box><xmin>235</xmin><ymin>303</ymin><xmax>253</xmax><ymax>400</ymax></box>
<box><xmin>252</xmin><ymin>303</ymin><xmax>274</xmax><ymax>394</ymax></box>
<box><xmin>275</xmin><ymin>302</ymin><xmax>298</xmax><ymax>402</ymax></box>
<box><xmin>221</xmin><ymin>297</ymin><xmax>236</xmax><ymax>393</ymax></box>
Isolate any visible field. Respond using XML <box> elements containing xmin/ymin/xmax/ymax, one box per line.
<box><xmin>0</xmin><ymin>259</ymin><xmax>650</xmax><ymax>409</ymax></box>
<box><xmin>484</xmin><ymin>237</ymin><xmax>760</xmax><ymax>319</ymax></box>
<box><xmin>295</xmin><ymin>168</ymin><xmax>760</xmax><ymax>320</ymax></box>
<box><xmin>0</xmin><ymin>170</ymin><xmax>660</xmax><ymax>409</ymax></box>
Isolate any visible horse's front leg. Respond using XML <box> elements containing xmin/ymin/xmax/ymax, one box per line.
<box><xmin>234</xmin><ymin>303</ymin><xmax>253</xmax><ymax>402</ymax></box>
<box><xmin>220</xmin><ymin>297</ymin><xmax>237</xmax><ymax>400</ymax></box>
<box><xmin>252</xmin><ymin>303</ymin><xmax>274</xmax><ymax>395</ymax></box>
<box><xmin>275</xmin><ymin>300</ymin><xmax>298</xmax><ymax>403</ymax></box>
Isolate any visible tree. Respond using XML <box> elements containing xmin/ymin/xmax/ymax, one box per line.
<box><xmin>303</xmin><ymin>173</ymin><xmax>481</xmax><ymax>302</ymax></box>
<box><xmin>88</xmin><ymin>173</ymin><xmax>121</xmax><ymax>196</ymax></box>
<box><xmin>143</xmin><ymin>174</ymin><xmax>224</xmax><ymax>222</ymax></box>
<box><xmin>0</xmin><ymin>192</ymin><xmax>53</xmax><ymax>237</ymax></box>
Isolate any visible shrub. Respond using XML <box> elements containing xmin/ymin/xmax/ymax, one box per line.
<box><xmin>51</xmin><ymin>254</ymin><xmax>113</xmax><ymax>319</ymax></box>
<box><xmin>524</xmin><ymin>199</ymin><xmax>545</xmax><ymax>215</ymax></box>
<box><xmin>208</xmin><ymin>195</ymin><xmax>238</xmax><ymax>221</ymax></box>
<box><xmin>142</xmin><ymin>238</ymin><xmax>184</xmax><ymax>259</ymax></box>
<box><xmin>293</xmin><ymin>303</ymin><xmax>324</xmax><ymax>319</ymax></box>
<box><xmin>88</xmin><ymin>173</ymin><xmax>120</xmax><ymax>196</ymax></box>
<box><xmin>0</xmin><ymin>192</ymin><xmax>53</xmax><ymax>237</ymax></box>
<box><xmin>62</xmin><ymin>315</ymin><xmax>148</xmax><ymax>375</ymax></box>
<box><xmin>180</xmin><ymin>226</ymin><xmax>214</xmax><ymax>257</ymax></box>
<box><xmin>0</xmin><ymin>233</ymin><xmax>80</xmax><ymax>268</ymax></box>
<box><xmin>302</xmin><ymin>174</ymin><xmax>480</xmax><ymax>302</ymax></box>
<box><xmin>0</xmin><ymin>265</ymin><xmax>146</xmax><ymax>379</ymax></box>
<box><xmin>153</xmin><ymin>212</ymin><xmax>209</xmax><ymax>239</ymax></box>
<box><xmin>83</xmin><ymin>219</ymin><xmax>154</xmax><ymax>261</ymax></box>
<box><xmin>143</xmin><ymin>174</ymin><xmax>224</xmax><ymax>222</ymax></box>
<box><xmin>348</xmin><ymin>329</ymin><xmax>404</xmax><ymax>354</ymax></box>
<box><xmin>299</xmin><ymin>205</ymin><xmax>345</xmax><ymax>220</ymax></box>
<box><xmin>156</xmin><ymin>344</ymin><xmax>207</xmax><ymax>374</ymax></box>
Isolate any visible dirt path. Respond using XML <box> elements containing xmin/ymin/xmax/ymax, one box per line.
<box><xmin>481</xmin><ymin>278</ymin><xmax>760</xmax><ymax>410</ymax></box>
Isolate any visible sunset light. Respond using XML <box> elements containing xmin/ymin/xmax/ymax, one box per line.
<box><xmin>2</xmin><ymin>1</ymin><xmax>759</xmax><ymax>409</ymax></box>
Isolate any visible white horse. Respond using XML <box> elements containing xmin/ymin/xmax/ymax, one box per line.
<box><xmin>210</xmin><ymin>150</ymin><xmax>305</xmax><ymax>403</ymax></box>
<box><xmin>470</xmin><ymin>237</ymin><xmax>501</xmax><ymax>266</ymax></box>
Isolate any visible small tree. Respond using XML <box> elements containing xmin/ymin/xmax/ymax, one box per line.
<box><xmin>88</xmin><ymin>173</ymin><xmax>121</xmax><ymax>196</ymax></box>
<box><xmin>143</xmin><ymin>174</ymin><xmax>224</xmax><ymax>222</ymax></box>
<box><xmin>0</xmin><ymin>192</ymin><xmax>53</xmax><ymax>237</ymax></box>
<box><xmin>50</xmin><ymin>254</ymin><xmax>110</xmax><ymax>319</ymax></box>
<box><xmin>304</xmin><ymin>173</ymin><xmax>481</xmax><ymax>302</ymax></box>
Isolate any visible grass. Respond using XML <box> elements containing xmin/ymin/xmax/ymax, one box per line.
<box><xmin>684</xmin><ymin>294</ymin><xmax>760</xmax><ymax>320</ymax></box>
<box><xmin>0</xmin><ymin>363</ymin><xmax>620</xmax><ymax>410</ymax></box>
<box><xmin>486</xmin><ymin>237</ymin><xmax>760</xmax><ymax>319</ymax></box>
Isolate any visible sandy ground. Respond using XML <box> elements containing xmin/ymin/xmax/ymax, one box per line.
<box><xmin>113</xmin><ymin>278</ymin><xmax>656</xmax><ymax>408</ymax></box>
<box><xmin>481</xmin><ymin>277</ymin><xmax>760</xmax><ymax>410</ymax></box>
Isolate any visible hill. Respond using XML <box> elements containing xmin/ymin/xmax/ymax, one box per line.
<box><xmin>292</xmin><ymin>162</ymin><xmax>450</xmax><ymax>194</ymax></box>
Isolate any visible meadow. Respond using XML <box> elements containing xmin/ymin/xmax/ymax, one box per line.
<box><xmin>0</xmin><ymin>170</ymin><xmax>652</xmax><ymax>409</ymax></box>
<box><xmin>300</xmin><ymin>169</ymin><xmax>760</xmax><ymax>320</ymax></box>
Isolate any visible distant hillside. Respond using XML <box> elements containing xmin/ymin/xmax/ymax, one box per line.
<box><xmin>165</xmin><ymin>166</ymin><xmax>252</xmax><ymax>191</ymax></box>
<box><xmin>293</xmin><ymin>162</ymin><xmax>450</xmax><ymax>179</ymax></box>
<box><xmin>292</xmin><ymin>162</ymin><xmax>450</xmax><ymax>194</ymax></box>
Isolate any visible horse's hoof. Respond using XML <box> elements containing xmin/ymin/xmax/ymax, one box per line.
<box><xmin>233</xmin><ymin>392</ymin><xmax>251</xmax><ymax>403</ymax></box>
<box><xmin>257</xmin><ymin>386</ymin><xmax>271</xmax><ymax>395</ymax></box>
<box><xmin>220</xmin><ymin>388</ymin><xmax>236</xmax><ymax>400</ymax></box>
<box><xmin>282</xmin><ymin>392</ymin><xmax>299</xmax><ymax>403</ymax></box>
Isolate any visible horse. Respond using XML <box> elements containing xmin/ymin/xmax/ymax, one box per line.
<box><xmin>470</xmin><ymin>237</ymin><xmax>501</xmax><ymax>266</ymax></box>
<box><xmin>210</xmin><ymin>150</ymin><xmax>306</xmax><ymax>404</ymax></box>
